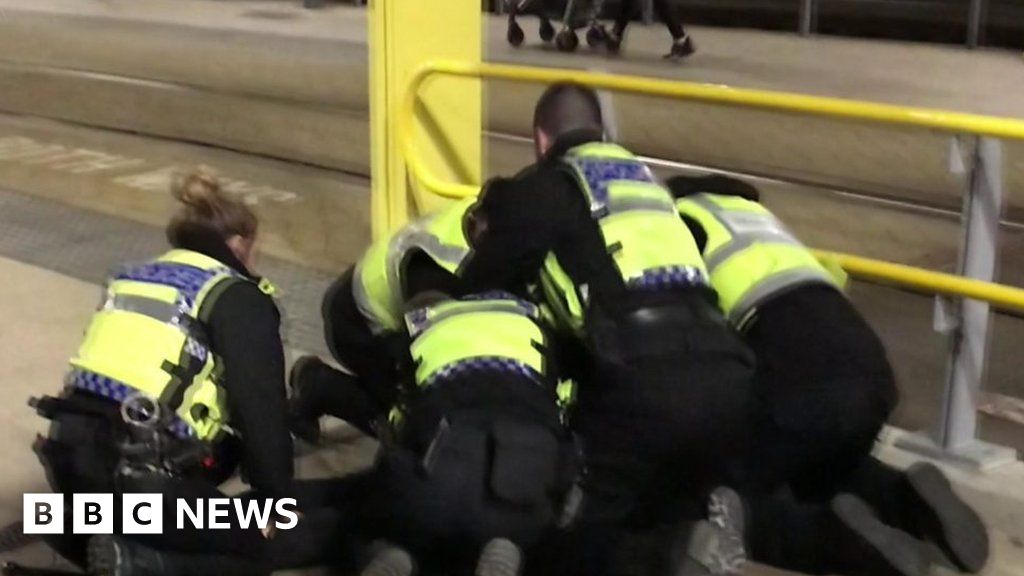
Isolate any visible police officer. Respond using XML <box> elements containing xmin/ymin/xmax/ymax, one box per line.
<box><xmin>32</xmin><ymin>169</ymin><xmax>357</xmax><ymax>576</ymax></box>
<box><xmin>289</xmin><ymin>196</ymin><xmax>479</xmax><ymax>440</ymax></box>
<box><xmin>455</xmin><ymin>83</ymin><xmax>754</xmax><ymax>576</ymax></box>
<box><xmin>289</xmin><ymin>199</ymin><xmax>579</xmax><ymax>575</ymax></box>
<box><xmin>669</xmin><ymin>174</ymin><xmax>988</xmax><ymax>576</ymax></box>
<box><xmin>355</xmin><ymin>290</ymin><xmax>578</xmax><ymax>576</ymax></box>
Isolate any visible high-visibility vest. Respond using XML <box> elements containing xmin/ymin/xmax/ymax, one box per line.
<box><xmin>540</xmin><ymin>142</ymin><xmax>710</xmax><ymax>334</ymax></box>
<box><xmin>68</xmin><ymin>249</ymin><xmax>276</xmax><ymax>442</ymax></box>
<box><xmin>404</xmin><ymin>293</ymin><xmax>549</xmax><ymax>389</ymax></box>
<box><xmin>353</xmin><ymin>198</ymin><xmax>476</xmax><ymax>335</ymax></box>
<box><xmin>675</xmin><ymin>192</ymin><xmax>843</xmax><ymax>330</ymax></box>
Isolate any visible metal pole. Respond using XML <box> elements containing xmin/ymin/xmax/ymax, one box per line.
<box><xmin>799</xmin><ymin>0</ymin><xmax>815</xmax><ymax>36</ymax></box>
<box><xmin>967</xmin><ymin>0</ymin><xmax>986</xmax><ymax>48</ymax></box>
<box><xmin>642</xmin><ymin>0</ymin><xmax>654</xmax><ymax>25</ymax></box>
<box><xmin>938</xmin><ymin>136</ymin><xmax>1003</xmax><ymax>451</ymax></box>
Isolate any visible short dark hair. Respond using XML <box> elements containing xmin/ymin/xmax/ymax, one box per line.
<box><xmin>533</xmin><ymin>82</ymin><xmax>605</xmax><ymax>143</ymax></box>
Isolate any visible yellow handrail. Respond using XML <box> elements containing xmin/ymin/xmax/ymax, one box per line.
<box><xmin>815</xmin><ymin>251</ymin><xmax>1024</xmax><ymax>312</ymax></box>
<box><xmin>398</xmin><ymin>60</ymin><xmax>1024</xmax><ymax>312</ymax></box>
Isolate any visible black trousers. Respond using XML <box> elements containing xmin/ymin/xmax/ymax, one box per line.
<box><xmin>307</xmin><ymin>265</ymin><xmax>407</xmax><ymax>436</ymax></box>
<box><xmin>738</xmin><ymin>286</ymin><xmax>898</xmax><ymax>499</ymax></box>
<box><xmin>612</xmin><ymin>0</ymin><xmax>686</xmax><ymax>39</ymax></box>
<box><xmin>36</xmin><ymin>404</ymin><xmax>364</xmax><ymax>574</ymax></box>
<box><xmin>733</xmin><ymin>286</ymin><xmax>901</xmax><ymax>575</ymax></box>
<box><xmin>563</xmin><ymin>308</ymin><xmax>757</xmax><ymax>576</ymax></box>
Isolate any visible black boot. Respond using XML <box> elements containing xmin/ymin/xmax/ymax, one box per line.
<box><xmin>664</xmin><ymin>35</ymin><xmax>696</xmax><ymax>59</ymax></box>
<box><xmin>605</xmin><ymin>30</ymin><xmax>623</xmax><ymax>54</ymax></box>
<box><xmin>289</xmin><ymin>355</ymin><xmax>383</xmax><ymax>439</ymax></box>
<box><xmin>831</xmin><ymin>494</ymin><xmax>947</xmax><ymax>576</ymax></box>
<box><xmin>87</xmin><ymin>536</ymin><xmax>169</xmax><ymax>576</ymax></box>
<box><xmin>904</xmin><ymin>463</ymin><xmax>989</xmax><ymax>573</ymax></box>
<box><xmin>846</xmin><ymin>460</ymin><xmax>989</xmax><ymax>573</ymax></box>
<box><xmin>288</xmin><ymin>355</ymin><xmax>328</xmax><ymax>444</ymax></box>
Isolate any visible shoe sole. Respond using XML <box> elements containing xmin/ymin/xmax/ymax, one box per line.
<box><xmin>288</xmin><ymin>355</ymin><xmax>324</xmax><ymax>444</ymax></box>
<box><xmin>86</xmin><ymin>535</ymin><xmax>121</xmax><ymax>576</ymax></box>
<box><xmin>361</xmin><ymin>545</ymin><xmax>415</xmax><ymax>576</ymax></box>
<box><xmin>907</xmin><ymin>462</ymin><xmax>989</xmax><ymax>573</ymax></box>
<box><xmin>707</xmin><ymin>488</ymin><xmax>746</xmax><ymax>575</ymax></box>
<box><xmin>832</xmin><ymin>494</ymin><xmax>930</xmax><ymax>576</ymax></box>
<box><xmin>476</xmin><ymin>538</ymin><xmax>522</xmax><ymax>576</ymax></box>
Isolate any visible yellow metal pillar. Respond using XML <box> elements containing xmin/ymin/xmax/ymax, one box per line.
<box><xmin>369</xmin><ymin>0</ymin><xmax>482</xmax><ymax>238</ymax></box>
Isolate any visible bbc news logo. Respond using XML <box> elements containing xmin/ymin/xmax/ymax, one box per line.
<box><xmin>24</xmin><ymin>494</ymin><xmax>299</xmax><ymax>535</ymax></box>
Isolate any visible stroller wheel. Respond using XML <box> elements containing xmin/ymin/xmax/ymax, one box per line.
<box><xmin>586</xmin><ymin>25</ymin><xmax>607</xmax><ymax>47</ymax></box>
<box><xmin>555</xmin><ymin>29</ymin><xmax>579</xmax><ymax>52</ymax></box>
<box><xmin>507</xmin><ymin>21</ymin><xmax>525</xmax><ymax>47</ymax></box>
<box><xmin>539</xmin><ymin>19</ymin><xmax>555</xmax><ymax>43</ymax></box>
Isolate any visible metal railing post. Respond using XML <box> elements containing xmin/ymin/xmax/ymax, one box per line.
<box><xmin>939</xmin><ymin>136</ymin><xmax>1002</xmax><ymax>451</ymax></box>
<box><xmin>799</xmin><ymin>0</ymin><xmax>817</xmax><ymax>36</ymax></box>
<box><xmin>967</xmin><ymin>0</ymin><xmax>986</xmax><ymax>48</ymax></box>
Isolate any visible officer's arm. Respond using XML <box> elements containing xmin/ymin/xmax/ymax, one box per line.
<box><xmin>207</xmin><ymin>282</ymin><xmax>294</xmax><ymax>500</ymax></box>
<box><xmin>459</xmin><ymin>174</ymin><xmax>569</xmax><ymax>293</ymax></box>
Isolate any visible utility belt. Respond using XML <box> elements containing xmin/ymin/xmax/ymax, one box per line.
<box><xmin>32</xmin><ymin>389</ymin><xmax>213</xmax><ymax>481</ymax></box>
<box><xmin>381</xmin><ymin>415</ymin><xmax>582</xmax><ymax>526</ymax></box>
<box><xmin>588</xmin><ymin>299</ymin><xmax>751</xmax><ymax>365</ymax></box>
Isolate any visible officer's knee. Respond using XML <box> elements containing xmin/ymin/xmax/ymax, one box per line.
<box><xmin>771</xmin><ymin>375</ymin><xmax>894</xmax><ymax>443</ymax></box>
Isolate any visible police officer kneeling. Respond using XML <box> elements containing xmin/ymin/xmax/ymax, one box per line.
<box><xmin>455</xmin><ymin>83</ymin><xmax>755</xmax><ymax>576</ymax></box>
<box><xmin>32</xmin><ymin>169</ymin><xmax>354</xmax><ymax>576</ymax></box>
<box><xmin>355</xmin><ymin>291</ymin><xmax>578</xmax><ymax>576</ymax></box>
<box><xmin>670</xmin><ymin>174</ymin><xmax>989</xmax><ymax>576</ymax></box>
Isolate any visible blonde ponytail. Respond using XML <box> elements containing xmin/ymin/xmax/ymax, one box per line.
<box><xmin>166</xmin><ymin>167</ymin><xmax>257</xmax><ymax>246</ymax></box>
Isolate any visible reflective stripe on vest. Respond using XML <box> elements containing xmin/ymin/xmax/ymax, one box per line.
<box><xmin>676</xmin><ymin>193</ymin><xmax>839</xmax><ymax>329</ymax></box>
<box><xmin>541</xmin><ymin>142</ymin><xmax>709</xmax><ymax>334</ymax></box>
<box><xmin>404</xmin><ymin>293</ymin><xmax>547</xmax><ymax>389</ymax></box>
<box><xmin>354</xmin><ymin>198</ymin><xmax>475</xmax><ymax>334</ymax></box>
<box><xmin>68</xmin><ymin>249</ymin><xmax>262</xmax><ymax>442</ymax></box>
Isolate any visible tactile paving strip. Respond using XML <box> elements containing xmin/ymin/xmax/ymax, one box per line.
<box><xmin>0</xmin><ymin>187</ymin><xmax>333</xmax><ymax>357</ymax></box>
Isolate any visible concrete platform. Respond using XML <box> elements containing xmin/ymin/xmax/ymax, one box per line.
<box><xmin>1</xmin><ymin>108</ymin><xmax>1023</xmax><ymax>451</ymax></box>
<box><xmin>0</xmin><ymin>2</ymin><xmax>1021</xmax><ymax>573</ymax></box>
<box><xmin>0</xmin><ymin>0</ymin><xmax>1023</xmax><ymax>212</ymax></box>
<box><xmin>0</xmin><ymin>254</ymin><xmax>1021</xmax><ymax>575</ymax></box>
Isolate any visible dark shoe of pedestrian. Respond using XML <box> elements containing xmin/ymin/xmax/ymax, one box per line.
<box><xmin>87</xmin><ymin>535</ymin><xmax>168</xmax><ymax>576</ymax></box>
<box><xmin>905</xmin><ymin>462</ymin><xmax>989</xmax><ymax>573</ymax></box>
<box><xmin>831</xmin><ymin>494</ymin><xmax>940</xmax><ymax>576</ymax></box>
<box><xmin>539</xmin><ymin>18</ymin><xmax>555</xmax><ymax>43</ymax></box>
<box><xmin>475</xmin><ymin>538</ymin><xmax>522</xmax><ymax>576</ymax></box>
<box><xmin>605</xmin><ymin>31</ymin><xmax>623</xmax><ymax>54</ymax></box>
<box><xmin>672</xmin><ymin>487</ymin><xmax>746</xmax><ymax>576</ymax></box>
<box><xmin>288</xmin><ymin>355</ymin><xmax>327</xmax><ymax>444</ymax></box>
<box><xmin>360</xmin><ymin>542</ymin><xmax>415</xmax><ymax>576</ymax></box>
<box><xmin>664</xmin><ymin>35</ymin><xmax>696</xmax><ymax>59</ymax></box>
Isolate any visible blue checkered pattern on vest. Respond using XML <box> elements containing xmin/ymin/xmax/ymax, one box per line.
<box><xmin>423</xmin><ymin>356</ymin><xmax>543</xmax><ymax>389</ymax></box>
<box><xmin>462</xmin><ymin>290</ymin><xmax>520</xmax><ymax>303</ymax></box>
<box><xmin>67</xmin><ymin>369</ymin><xmax>196</xmax><ymax>439</ymax></box>
<box><xmin>627</xmin><ymin>265</ymin><xmax>707</xmax><ymax>291</ymax></box>
<box><xmin>114</xmin><ymin>262</ymin><xmax>231</xmax><ymax>310</ymax></box>
<box><xmin>571</xmin><ymin>158</ymin><xmax>653</xmax><ymax>205</ymax></box>
<box><xmin>184</xmin><ymin>337</ymin><xmax>209</xmax><ymax>363</ymax></box>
